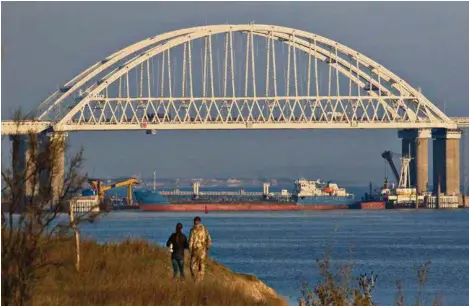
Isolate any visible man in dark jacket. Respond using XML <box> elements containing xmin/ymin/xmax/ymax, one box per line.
<box><xmin>166</xmin><ymin>223</ymin><xmax>189</xmax><ymax>279</ymax></box>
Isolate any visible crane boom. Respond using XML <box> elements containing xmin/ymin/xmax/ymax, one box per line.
<box><xmin>100</xmin><ymin>178</ymin><xmax>139</xmax><ymax>193</ymax></box>
<box><xmin>381</xmin><ymin>151</ymin><xmax>401</xmax><ymax>183</ymax></box>
<box><xmin>88</xmin><ymin>178</ymin><xmax>140</xmax><ymax>206</ymax></box>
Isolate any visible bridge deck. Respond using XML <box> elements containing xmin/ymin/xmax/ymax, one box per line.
<box><xmin>1</xmin><ymin>120</ymin><xmax>52</xmax><ymax>135</ymax></box>
<box><xmin>452</xmin><ymin>117</ymin><xmax>469</xmax><ymax>128</ymax></box>
<box><xmin>1</xmin><ymin>117</ymin><xmax>467</xmax><ymax>135</ymax></box>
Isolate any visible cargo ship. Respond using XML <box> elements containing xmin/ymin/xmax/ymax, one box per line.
<box><xmin>135</xmin><ymin>178</ymin><xmax>356</xmax><ymax>212</ymax></box>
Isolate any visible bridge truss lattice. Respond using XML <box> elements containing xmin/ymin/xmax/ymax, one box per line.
<box><xmin>28</xmin><ymin>24</ymin><xmax>457</xmax><ymax>132</ymax></box>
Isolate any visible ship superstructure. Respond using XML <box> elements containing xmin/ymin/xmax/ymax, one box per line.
<box><xmin>292</xmin><ymin>178</ymin><xmax>355</xmax><ymax>206</ymax></box>
<box><xmin>293</xmin><ymin>179</ymin><xmax>352</xmax><ymax>197</ymax></box>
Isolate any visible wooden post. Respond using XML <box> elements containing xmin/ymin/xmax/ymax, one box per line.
<box><xmin>69</xmin><ymin>202</ymin><xmax>80</xmax><ymax>272</ymax></box>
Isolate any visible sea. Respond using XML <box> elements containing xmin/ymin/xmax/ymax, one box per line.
<box><xmin>79</xmin><ymin>185</ymin><xmax>469</xmax><ymax>306</ymax></box>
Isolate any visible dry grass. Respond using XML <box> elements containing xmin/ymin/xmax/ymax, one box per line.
<box><xmin>298</xmin><ymin>258</ymin><xmax>440</xmax><ymax>306</ymax></box>
<box><xmin>31</xmin><ymin>238</ymin><xmax>285</xmax><ymax>306</ymax></box>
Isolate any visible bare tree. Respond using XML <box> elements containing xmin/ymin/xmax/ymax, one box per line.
<box><xmin>1</xmin><ymin>113</ymin><xmax>97</xmax><ymax>305</ymax></box>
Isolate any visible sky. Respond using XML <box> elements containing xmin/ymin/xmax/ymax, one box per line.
<box><xmin>1</xmin><ymin>2</ymin><xmax>468</xmax><ymax>184</ymax></box>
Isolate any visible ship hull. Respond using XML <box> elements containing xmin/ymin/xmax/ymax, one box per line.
<box><xmin>135</xmin><ymin>189</ymin><xmax>353</xmax><ymax>211</ymax></box>
<box><xmin>349</xmin><ymin>201</ymin><xmax>386</xmax><ymax>210</ymax></box>
<box><xmin>134</xmin><ymin>190</ymin><xmax>169</xmax><ymax>204</ymax></box>
<box><xmin>295</xmin><ymin>195</ymin><xmax>355</xmax><ymax>206</ymax></box>
<box><xmin>139</xmin><ymin>203</ymin><xmax>349</xmax><ymax>212</ymax></box>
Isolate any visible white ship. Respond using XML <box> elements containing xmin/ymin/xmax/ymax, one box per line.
<box><xmin>292</xmin><ymin>178</ymin><xmax>355</xmax><ymax>205</ymax></box>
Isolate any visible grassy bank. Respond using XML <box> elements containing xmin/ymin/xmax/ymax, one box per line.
<box><xmin>31</xmin><ymin>239</ymin><xmax>285</xmax><ymax>306</ymax></box>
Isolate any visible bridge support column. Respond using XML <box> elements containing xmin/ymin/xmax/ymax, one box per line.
<box><xmin>432</xmin><ymin>129</ymin><xmax>461</xmax><ymax>195</ymax></box>
<box><xmin>398</xmin><ymin>129</ymin><xmax>430</xmax><ymax>193</ymax></box>
<box><xmin>10</xmin><ymin>135</ymin><xmax>39</xmax><ymax>199</ymax></box>
<box><xmin>10</xmin><ymin>132</ymin><xmax>68</xmax><ymax>205</ymax></box>
<box><xmin>42</xmin><ymin>132</ymin><xmax>67</xmax><ymax>204</ymax></box>
<box><xmin>10</xmin><ymin>133</ymin><xmax>67</xmax><ymax>203</ymax></box>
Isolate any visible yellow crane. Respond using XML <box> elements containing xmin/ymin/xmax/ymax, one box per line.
<box><xmin>88</xmin><ymin>178</ymin><xmax>140</xmax><ymax>206</ymax></box>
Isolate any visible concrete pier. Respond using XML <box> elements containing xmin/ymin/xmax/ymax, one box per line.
<box><xmin>10</xmin><ymin>132</ymin><xmax>67</xmax><ymax>204</ymax></box>
<box><xmin>44</xmin><ymin>132</ymin><xmax>67</xmax><ymax>203</ymax></box>
<box><xmin>432</xmin><ymin>129</ymin><xmax>462</xmax><ymax>196</ymax></box>
<box><xmin>11</xmin><ymin>134</ymin><xmax>39</xmax><ymax>197</ymax></box>
<box><xmin>398</xmin><ymin>129</ymin><xmax>431</xmax><ymax>193</ymax></box>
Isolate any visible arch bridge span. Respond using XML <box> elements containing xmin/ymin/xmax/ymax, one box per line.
<box><xmin>8</xmin><ymin>24</ymin><xmax>459</xmax><ymax>134</ymax></box>
<box><xmin>2</xmin><ymin>24</ymin><xmax>467</xmax><ymax>201</ymax></box>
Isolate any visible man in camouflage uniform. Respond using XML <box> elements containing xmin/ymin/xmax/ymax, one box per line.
<box><xmin>188</xmin><ymin>216</ymin><xmax>211</xmax><ymax>282</ymax></box>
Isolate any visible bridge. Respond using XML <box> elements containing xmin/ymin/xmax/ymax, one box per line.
<box><xmin>1</xmin><ymin>24</ymin><xmax>467</xmax><ymax>200</ymax></box>
<box><xmin>2</xmin><ymin>116</ymin><xmax>468</xmax><ymax>135</ymax></box>
<box><xmin>452</xmin><ymin>117</ymin><xmax>469</xmax><ymax>128</ymax></box>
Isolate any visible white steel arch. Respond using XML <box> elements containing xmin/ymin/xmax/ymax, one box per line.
<box><xmin>27</xmin><ymin>24</ymin><xmax>456</xmax><ymax>131</ymax></box>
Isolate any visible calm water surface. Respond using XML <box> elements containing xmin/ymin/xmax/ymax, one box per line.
<box><xmin>80</xmin><ymin>210</ymin><xmax>469</xmax><ymax>305</ymax></box>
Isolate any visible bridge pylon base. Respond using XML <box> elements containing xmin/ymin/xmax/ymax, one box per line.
<box><xmin>432</xmin><ymin>129</ymin><xmax>462</xmax><ymax>196</ymax></box>
<box><xmin>9</xmin><ymin>132</ymin><xmax>67</xmax><ymax>205</ymax></box>
<box><xmin>398</xmin><ymin>129</ymin><xmax>431</xmax><ymax>194</ymax></box>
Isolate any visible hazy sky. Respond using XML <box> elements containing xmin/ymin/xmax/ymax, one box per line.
<box><xmin>1</xmin><ymin>2</ymin><xmax>468</xmax><ymax>183</ymax></box>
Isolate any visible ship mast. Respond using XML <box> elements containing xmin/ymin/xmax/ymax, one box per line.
<box><xmin>153</xmin><ymin>171</ymin><xmax>156</xmax><ymax>192</ymax></box>
<box><xmin>398</xmin><ymin>156</ymin><xmax>411</xmax><ymax>188</ymax></box>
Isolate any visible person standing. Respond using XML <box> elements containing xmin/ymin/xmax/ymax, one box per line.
<box><xmin>166</xmin><ymin>223</ymin><xmax>189</xmax><ymax>279</ymax></box>
<box><xmin>188</xmin><ymin>216</ymin><xmax>211</xmax><ymax>282</ymax></box>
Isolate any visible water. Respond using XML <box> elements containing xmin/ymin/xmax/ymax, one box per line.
<box><xmin>80</xmin><ymin>210</ymin><xmax>469</xmax><ymax>306</ymax></box>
